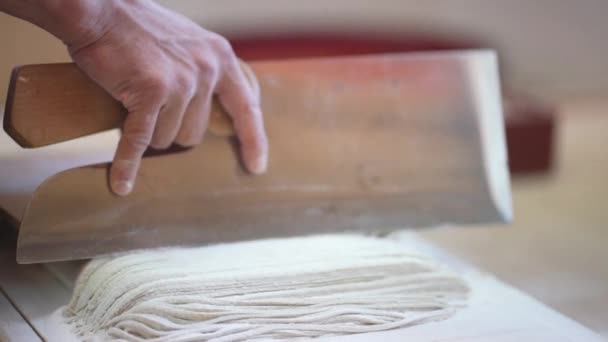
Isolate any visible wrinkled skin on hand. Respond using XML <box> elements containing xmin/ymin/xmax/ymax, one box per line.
<box><xmin>68</xmin><ymin>0</ymin><xmax>268</xmax><ymax>195</ymax></box>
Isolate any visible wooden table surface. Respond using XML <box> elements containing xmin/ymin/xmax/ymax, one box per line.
<box><xmin>0</xmin><ymin>228</ymin><xmax>603</xmax><ymax>342</ymax></box>
<box><xmin>419</xmin><ymin>97</ymin><xmax>608</xmax><ymax>338</ymax></box>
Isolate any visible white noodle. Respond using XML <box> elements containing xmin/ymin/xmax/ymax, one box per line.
<box><xmin>63</xmin><ymin>234</ymin><xmax>468</xmax><ymax>341</ymax></box>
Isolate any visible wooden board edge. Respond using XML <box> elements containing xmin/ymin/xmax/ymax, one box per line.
<box><xmin>2</xmin><ymin>66</ymin><xmax>33</xmax><ymax>148</ymax></box>
<box><xmin>0</xmin><ymin>232</ymin><xmax>72</xmax><ymax>340</ymax></box>
<box><xmin>466</xmin><ymin>50</ymin><xmax>513</xmax><ymax>223</ymax></box>
<box><xmin>0</xmin><ymin>288</ymin><xmax>42</xmax><ymax>342</ymax></box>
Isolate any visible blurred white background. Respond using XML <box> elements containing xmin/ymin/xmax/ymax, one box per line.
<box><xmin>1</xmin><ymin>0</ymin><xmax>608</xmax><ymax>104</ymax></box>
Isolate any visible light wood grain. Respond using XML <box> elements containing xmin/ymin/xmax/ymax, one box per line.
<box><xmin>0</xmin><ymin>290</ymin><xmax>41</xmax><ymax>342</ymax></box>
<box><xmin>9</xmin><ymin>51</ymin><xmax>512</xmax><ymax>263</ymax></box>
<box><xmin>0</xmin><ymin>234</ymin><xmax>70</xmax><ymax>341</ymax></box>
<box><xmin>4</xmin><ymin>64</ymin><xmax>125</xmax><ymax>147</ymax></box>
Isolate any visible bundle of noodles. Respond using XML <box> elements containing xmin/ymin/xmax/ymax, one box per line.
<box><xmin>64</xmin><ymin>234</ymin><xmax>468</xmax><ymax>342</ymax></box>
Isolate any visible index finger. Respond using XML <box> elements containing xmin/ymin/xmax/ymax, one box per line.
<box><xmin>110</xmin><ymin>107</ymin><xmax>159</xmax><ymax>195</ymax></box>
<box><xmin>216</xmin><ymin>59</ymin><xmax>268</xmax><ymax>174</ymax></box>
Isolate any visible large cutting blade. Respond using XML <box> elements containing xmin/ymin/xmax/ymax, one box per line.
<box><xmin>5</xmin><ymin>50</ymin><xmax>511</xmax><ymax>263</ymax></box>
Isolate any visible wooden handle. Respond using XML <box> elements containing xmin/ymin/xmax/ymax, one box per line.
<box><xmin>3</xmin><ymin>61</ymin><xmax>258</xmax><ymax>148</ymax></box>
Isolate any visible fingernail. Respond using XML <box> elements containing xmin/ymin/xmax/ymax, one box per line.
<box><xmin>251</xmin><ymin>153</ymin><xmax>268</xmax><ymax>174</ymax></box>
<box><xmin>112</xmin><ymin>180</ymin><xmax>133</xmax><ymax>196</ymax></box>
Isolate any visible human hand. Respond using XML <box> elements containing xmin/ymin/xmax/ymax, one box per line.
<box><xmin>63</xmin><ymin>0</ymin><xmax>268</xmax><ymax>195</ymax></box>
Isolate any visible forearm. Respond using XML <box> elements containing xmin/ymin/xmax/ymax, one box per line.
<box><xmin>0</xmin><ymin>0</ymin><xmax>112</xmax><ymax>48</ymax></box>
